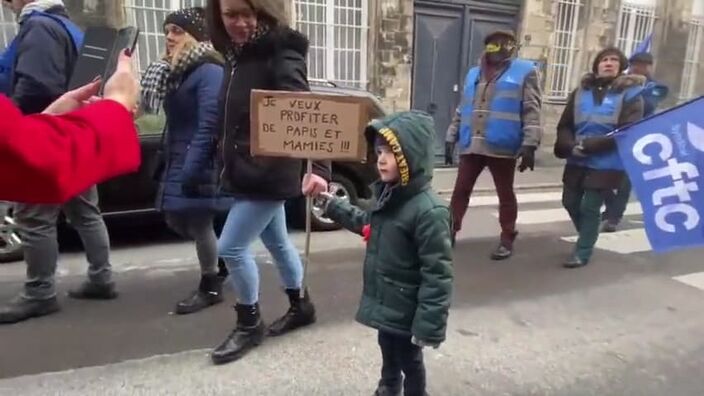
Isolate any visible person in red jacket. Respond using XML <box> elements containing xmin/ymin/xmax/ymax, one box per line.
<box><xmin>0</xmin><ymin>51</ymin><xmax>141</xmax><ymax>204</ymax></box>
<box><xmin>0</xmin><ymin>51</ymin><xmax>141</xmax><ymax>324</ymax></box>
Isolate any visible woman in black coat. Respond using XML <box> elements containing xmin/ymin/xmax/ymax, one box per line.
<box><xmin>206</xmin><ymin>0</ymin><xmax>330</xmax><ymax>365</ymax></box>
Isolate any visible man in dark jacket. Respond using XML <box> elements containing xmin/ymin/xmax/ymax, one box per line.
<box><xmin>445</xmin><ymin>30</ymin><xmax>543</xmax><ymax>260</ymax></box>
<box><xmin>0</xmin><ymin>0</ymin><xmax>117</xmax><ymax>325</ymax></box>
<box><xmin>2</xmin><ymin>0</ymin><xmax>80</xmax><ymax>112</ymax></box>
<box><xmin>554</xmin><ymin>47</ymin><xmax>644</xmax><ymax>268</ymax></box>
<box><xmin>601</xmin><ymin>51</ymin><xmax>669</xmax><ymax>232</ymax></box>
<box><xmin>321</xmin><ymin>111</ymin><xmax>453</xmax><ymax>396</ymax></box>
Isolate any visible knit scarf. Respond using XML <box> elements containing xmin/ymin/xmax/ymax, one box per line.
<box><xmin>223</xmin><ymin>23</ymin><xmax>271</xmax><ymax>65</ymax></box>
<box><xmin>140</xmin><ymin>42</ymin><xmax>217</xmax><ymax>114</ymax></box>
<box><xmin>18</xmin><ymin>0</ymin><xmax>65</xmax><ymax>22</ymax></box>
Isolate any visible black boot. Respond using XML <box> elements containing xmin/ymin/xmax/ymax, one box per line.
<box><xmin>217</xmin><ymin>258</ymin><xmax>229</xmax><ymax>278</ymax></box>
<box><xmin>490</xmin><ymin>244</ymin><xmax>513</xmax><ymax>260</ymax></box>
<box><xmin>491</xmin><ymin>231</ymin><xmax>518</xmax><ymax>261</ymax></box>
<box><xmin>373</xmin><ymin>385</ymin><xmax>402</xmax><ymax>396</ymax></box>
<box><xmin>601</xmin><ymin>219</ymin><xmax>619</xmax><ymax>233</ymax></box>
<box><xmin>68</xmin><ymin>281</ymin><xmax>118</xmax><ymax>300</ymax></box>
<box><xmin>0</xmin><ymin>296</ymin><xmax>60</xmax><ymax>324</ymax></box>
<box><xmin>175</xmin><ymin>274</ymin><xmax>225</xmax><ymax>315</ymax></box>
<box><xmin>563</xmin><ymin>255</ymin><xmax>589</xmax><ymax>269</ymax></box>
<box><xmin>267</xmin><ymin>288</ymin><xmax>317</xmax><ymax>337</ymax></box>
<box><xmin>211</xmin><ymin>303</ymin><xmax>265</xmax><ymax>365</ymax></box>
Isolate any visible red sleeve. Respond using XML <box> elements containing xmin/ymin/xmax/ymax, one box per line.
<box><xmin>0</xmin><ymin>96</ymin><xmax>141</xmax><ymax>204</ymax></box>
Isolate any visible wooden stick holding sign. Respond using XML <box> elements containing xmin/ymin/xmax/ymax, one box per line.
<box><xmin>250</xmin><ymin>89</ymin><xmax>373</xmax><ymax>292</ymax></box>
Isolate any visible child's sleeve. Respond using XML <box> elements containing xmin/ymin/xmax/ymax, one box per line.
<box><xmin>411</xmin><ymin>205</ymin><xmax>454</xmax><ymax>345</ymax></box>
<box><xmin>324</xmin><ymin>198</ymin><xmax>370</xmax><ymax>236</ymax></box>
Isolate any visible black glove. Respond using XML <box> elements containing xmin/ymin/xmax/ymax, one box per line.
<box><xmin>181</xmin><ymin>182</ymin><xmax>199</xmax><ymax>198</ymax></box>
<box><xmin>517</xmin><ymin>146</ymin><xmax>536</xmax><ymax>172</ymax></box>
<box><xmin>444</xmin><ymin>142</ymin><xmax>455</xmax><ymax>166</ymax></box>
<box><xmin>581</xmin><ymin>136</ymin><xmax>616</xmax><ymax>154</ymax></box>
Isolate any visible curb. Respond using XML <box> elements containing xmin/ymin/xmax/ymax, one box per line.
<box><xmin>437</xmin><ymin>182</ymin><xmax>563</xmax><ymax>196</ymax></box>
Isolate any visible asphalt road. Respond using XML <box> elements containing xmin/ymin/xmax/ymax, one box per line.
<box><xmin>1</xmin><ymin>192</ymin><xmax>704</xmax><ymax>395</ymax></box>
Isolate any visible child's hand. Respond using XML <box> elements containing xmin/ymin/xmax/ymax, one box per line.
<box><xmin>312</xmin><ymin>191</ymin><xmax>334</xmax><ymax>212</ymax></box>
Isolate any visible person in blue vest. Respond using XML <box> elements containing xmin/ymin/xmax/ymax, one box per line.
<box><xmin>0</xmin><ymin>0</ymin><xmax>117</xmax><ymax>325</ymax></box>
<box><xmin>554</xmin><ymin>47</ymin><xmax>645</xmax><ymax>268</ymax></box>
<box><xmin>601</xmin><ymin>51</ymin><xmax>669</xmax><ymax>233</ymax></box>
<box><xmin>445</xmin><ymin>30</ymin><xmax>543</xmax><ymax>260</ymax></box>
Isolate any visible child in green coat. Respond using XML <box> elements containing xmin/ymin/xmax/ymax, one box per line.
<box><xmin>316</xmin><ymin>111</ymin><xmax>453</xmax><ymax>396</ymax></box>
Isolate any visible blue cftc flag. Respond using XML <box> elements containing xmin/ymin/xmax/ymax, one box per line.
<box><xmin>614</xmin><ymin>96</ymin><xmax>704</xmax><ymax>253</ymax></box>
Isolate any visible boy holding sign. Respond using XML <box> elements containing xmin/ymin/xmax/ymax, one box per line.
<box><xmin>316</xmin><ymin>111</ymin><xmax>454</xmax><ymax>396</ymax></box>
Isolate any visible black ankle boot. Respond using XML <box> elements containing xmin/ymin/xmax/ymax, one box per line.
<box><xmin>0</xmin><ymin>296</ymin><xmax>60</xmax><ymax>324</ymax></box>
<box><xmin>267</xmin><ymin>288</ymin><xmax>316</xmax><ymax>337</ymax></box>
<box><xmin>373</xmin><ymin>385</ymin><xmax>402</xmax><ymax>396</ymax></box>
<box><xmin>175</xmin><ymin>274</ymin><xmax>225</xmax><ymax>315</ymax></box>
<box><xmin>491</xmin><ymin>231</ymin><xmax>518</xmax><ymax>261</ymax></box>
<box><xmin>211</xmin><ymin>303</ymin><xmax>265</xmax><ymax>365</ymax></box>
<box><xmin>217</xmin><ymin>258</ymin><xmax>229</xmax><ymax>278</ymax></box>
<box><xmin>67</xmin><ymin>281</ymin><xmax>118</xmax><ymax>300</ymax></box>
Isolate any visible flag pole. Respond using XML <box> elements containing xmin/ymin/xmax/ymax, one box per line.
<box><xmin>302</xmin><ymin>158</ymin><xmax>313</xmax><ymax>297</ymax></box>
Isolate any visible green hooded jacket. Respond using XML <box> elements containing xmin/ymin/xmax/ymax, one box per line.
<box><xmin>324</xmin><ymin>111</ymin><xmax>454</xmax><ymax>344</ymax></box>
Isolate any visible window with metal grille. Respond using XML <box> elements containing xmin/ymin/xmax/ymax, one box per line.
<box><xmin>616</xmin><ymin>0</ymin><xmax>657</xmax><ymax>58</ymax></box>
<box><xmin>0</xmin><ymin>6</ymin><xmax>17</xmax><ymax>48</ymax></box>
<box><xmin>680</xmin><ymin>3</ymin><xmax>704</xmax><ymax>101</ymax></box>
<box><xmin>123</xmin><ymin>0</ymin><xmax>206</xmax><ymax>74</ymax></box>
<box><xmin>545</xmin><ymin>0</ymin><xmax>583</xmax><ymax>102</ymax></box>
<box><xmin>293</xmin><ymin>0</ymin><xmax>368</xmax><ymax>88</ymax></box>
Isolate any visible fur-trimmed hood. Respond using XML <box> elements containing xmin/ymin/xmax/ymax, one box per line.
<box><xmin>580</xmin><ymin>73</ymin><xmax>646</xmax><ymax>92</ymax></box>
<box><xmin>215</xmin><ymin>25</ymin><xmax>310</xmax><ymax>60</ymax></box>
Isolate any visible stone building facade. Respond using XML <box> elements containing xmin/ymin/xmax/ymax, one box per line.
<box><xmin>368</xmin><ymin>0</ymin><xmax>414</xmax><ymax>113</ymax></box>
<box><xmin>519</xmin><ymin>0</ymin><xmax>704</xmax><ymax>145</ymax></box>
<box><xmin>373</xmin><ymin>0</ymin><xmax>704</xmax><ymax>149</ymax></box>
<box><xmin>2</xmin><ymin>0</ymin><xmax>701</xmax><ymax>147</ymax></box>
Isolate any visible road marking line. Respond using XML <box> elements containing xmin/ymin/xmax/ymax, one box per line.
<box><xmin>499</xmin><ymin>202</ymin><xmax>643</xmax><ymax>225</ymax></box>
<box><xmin>467</xmin><ymin>191</ymin><xmax>564</xmax><ymax>207</ymax></box>
<box><xmin>561</xmin><ymin>227</ymin><xmax>652</xmax><ymax>254</ymax></box>
<box><xmin>672</xmin><ymin>272</ymin><xmax>704</xmax><ymax>291</ymax></box>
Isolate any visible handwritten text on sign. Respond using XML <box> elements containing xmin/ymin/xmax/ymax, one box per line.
<box><xmin>250</xmin><ymin>90</ymin><xmax>368</xmax><ymax>161</ymax></box>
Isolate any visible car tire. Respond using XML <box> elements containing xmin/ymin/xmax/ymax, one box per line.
<box><xmin>0</xmin><ymin>204</ymin><xmax>24</xmax><ymax>264</ymax></box>
<box><xmin>305</xmin><ymin>173</ymin><xmax>359</xmax><ymax>232</ymax></box>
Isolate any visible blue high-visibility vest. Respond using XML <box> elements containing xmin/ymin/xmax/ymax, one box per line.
<box><xmin>459</xmin><ymin>59</ymin><xmax>537</xmax><ymax>154</ymax></box>
<box><xmin>568</xmin><ymin>85</ymin><xmax>644</xmax><ymax>171</ymax></box>
<box><xmin>641</xmin><ymin>78</ymin><xmax>669</xmax><ymax>117</ymax></box>
<box><xmin>0</xmin><ymin>11</ymin><xmax>84</xmax><ymax>96</ymax></box>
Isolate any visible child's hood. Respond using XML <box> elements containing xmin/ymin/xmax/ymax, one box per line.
<box><xmin>365</xmin><ymin>110</ymin><xmax>436</xmax><ymax>188</ymax></box>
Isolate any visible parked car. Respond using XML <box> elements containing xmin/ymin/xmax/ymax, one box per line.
<box><xmin>0</xmin><ymin>85</ymin><xmax>385</xmax><ymax>263</ymax></box>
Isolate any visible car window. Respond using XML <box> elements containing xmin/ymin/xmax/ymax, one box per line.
<box><xmin>135</xmin><ymin>112</ymin><xmax>166</xmax><ymax>136</ymax></box>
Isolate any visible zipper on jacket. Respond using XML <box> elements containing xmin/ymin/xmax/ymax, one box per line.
<box><xmin>219</xmin><ymin>66</ymin><xmax>237</xmax><ymax>184</ymax></box>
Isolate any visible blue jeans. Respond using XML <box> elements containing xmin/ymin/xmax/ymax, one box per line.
<box><xmin>217</xmin><ymin>199</ymin><xmax>302</xmax><ymax>305</ymax></box>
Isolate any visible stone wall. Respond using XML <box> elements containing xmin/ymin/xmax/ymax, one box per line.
<box><xmin>367</xmin><ymin>0</ymin><xmax>414</xmax><ymax>113</ymax></box>
<box><xmin>518</xmin><ymin>0</ymin><xmax>623</xmax><ymax>144</ymax></box>
<box><xmin>518</xmin><ymin>0</ymin><xmax>698</xmax><ymax>145</ymax></box>
<box><xmin>654</xmin><ymin>0</ymin><xmax>692</xmax><ymax>107</ymax></box>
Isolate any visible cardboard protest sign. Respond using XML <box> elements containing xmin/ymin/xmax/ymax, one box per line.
<box><xmin>250</xmin><ymin>90</ymin><xmax>371</xmax><ymax>161</ymax></box>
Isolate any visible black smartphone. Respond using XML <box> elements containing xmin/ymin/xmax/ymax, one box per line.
<box><xmin>68</xmin><ymin>26</ymin><xmax>141</xmax><ymax>92</ymax></box>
